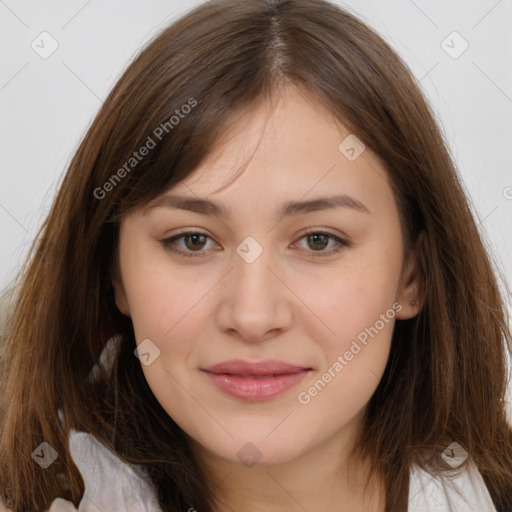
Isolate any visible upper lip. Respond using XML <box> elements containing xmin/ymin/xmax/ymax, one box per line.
<box><xmin>202</xmin><ymin>359</ymin><xmax>311</xmax><ymax>376</ymax></box>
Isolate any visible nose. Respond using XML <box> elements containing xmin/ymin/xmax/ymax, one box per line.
<box><xmin>216</xmin><ymin>244</ymin><xmax>294</xmax><ymax>343</ymax></box>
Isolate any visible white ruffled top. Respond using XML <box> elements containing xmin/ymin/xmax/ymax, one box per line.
<box><xmin>43</xmin><ymin>429</ymin><xmax>498</xmax><ymax>512</ymax></box>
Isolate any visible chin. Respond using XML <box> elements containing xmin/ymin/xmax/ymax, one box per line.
<box><xmin>202</xmin><ymin>433</ymin><xmax>304</xmax><ymax>468</ymax></box>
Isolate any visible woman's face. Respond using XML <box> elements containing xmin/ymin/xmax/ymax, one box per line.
<box><xmin>114</xmin><ymin>86</ymin><xmax>420</xmax><ymax>467</ymax></box>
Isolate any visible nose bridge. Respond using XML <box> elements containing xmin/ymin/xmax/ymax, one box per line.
<box><xmin>233</xmin><ymin>234</ymin><xmax>278</xmax><ymax>308</ymax></box>
<box><xmin>216</xmin><ymin>235</ymin><xmax>292</xmax><ymax>341</ymax></box>
<box><xmin>235</xmin><ymin>236</ymin><xmax>274</xmax><ymax>298</ymax></box>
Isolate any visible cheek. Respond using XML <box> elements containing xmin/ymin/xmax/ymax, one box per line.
<box><xmin>125</xmin><ymin>261</ymin><xmax>210</xmax><ymax>370</ymax></box>
<box><xmin>127</xmin><ymin>270</ymin><xmax>206</xmax><ymax>434</ymax></box>
<box><xmin>295</xmin><ymin>282</ymin><xmax>398</xmax><ymax>427</ymax></box>
<box><xmin>290</xmin><ymin>243</ymin><xmax>402</xmax><ymax>409</ymax></box>
<box><xmin>292</xmin><ymin>254</ymin><xmax>401</xmax><ymax>348</ymax></box>
<box><xmin>307</xmin><ymin>285</ymin><xmax>396</xmax><ymax>394</ymax></box>
<box><xmin>125</xmin><ymin>257</ymin><xmax>204</xmax><ymax>340</ymax></box>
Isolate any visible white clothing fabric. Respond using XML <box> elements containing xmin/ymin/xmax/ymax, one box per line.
<box><xmin>44</xmin><ymin>429</ymin><xmax>498</xmax><ymax>512</ymax></box>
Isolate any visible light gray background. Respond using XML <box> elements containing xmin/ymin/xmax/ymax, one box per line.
<box><xmin>0</xmin><ymin>1</ymin><xmax>511</xmax><ymax>412</ymax></box>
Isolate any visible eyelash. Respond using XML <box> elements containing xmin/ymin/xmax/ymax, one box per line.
<box><xmin>160</xmin><ymin>228</ymin><xmax>349</xmax><ymax>259</ymax></box>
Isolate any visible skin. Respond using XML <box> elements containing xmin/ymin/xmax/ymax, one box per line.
<box><xmin>114</xmin><ymin>85</ymin><xmax>422</xmax><ymax>512</ymax></box>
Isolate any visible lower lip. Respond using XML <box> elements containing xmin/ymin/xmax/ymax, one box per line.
<box><xmin>202</xmin><ymin>370</ymin><xmax>310</xmax><ymax>401</ymax></box>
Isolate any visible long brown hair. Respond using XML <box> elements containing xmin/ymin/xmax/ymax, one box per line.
<box><xmin>1</xmin><ymin>0</ymin><xmax>511</xmax><ymax>510</ymax></box>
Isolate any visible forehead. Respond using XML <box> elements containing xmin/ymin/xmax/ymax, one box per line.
<box><xmin>196</xmin><ymin>86</ymin><xmax>355</xmax><ymax>178</ymax></box>
<box><xmin>145</xmin><ymin>86</ymin><xmax>393</xmax><ymax>219</ymax></box>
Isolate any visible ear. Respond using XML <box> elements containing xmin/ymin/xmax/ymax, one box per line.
<box><xmin>113</xmin><ymin>277</ymin><xmax>131</xmax><ymax>317</ymax></box>
<box><xmin>395</xmin><ymin>231</ymin><xmax>425</xmax><ymax>320</ymax></box>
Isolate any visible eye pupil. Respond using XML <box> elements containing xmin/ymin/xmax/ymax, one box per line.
<box><xmin>308</xmin><ymin>233</ymin><xmax>328</xmax><ymax>250</ymax></box>
<box><xmin>185</xmin><ymin>233</ymin><xmax>206</xmax><ymax>250</ymax></box>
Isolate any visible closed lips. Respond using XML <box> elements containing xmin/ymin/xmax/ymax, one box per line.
<box><xmin>201</xmin><ymin>360</ymin><xmax>312</xmax><ymax>401</ymax></box>
<box><xmin>201</xmin><ymin>359</ymin><xmax>312</xmax><ymax>376</ymax></box>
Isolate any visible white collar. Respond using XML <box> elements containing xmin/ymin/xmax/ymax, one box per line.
<box><xmin>47</xmin><ymin>430</ymin><xmax>497</xmax><ymax>512</ymax></box>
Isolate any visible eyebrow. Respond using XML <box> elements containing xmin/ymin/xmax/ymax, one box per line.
<box><xmin>146</xmin><ymin>193</ymin><xmax>371</xmax><ymax>218</ymax></box>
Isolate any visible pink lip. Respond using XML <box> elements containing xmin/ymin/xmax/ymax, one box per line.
<box><xmin>201</xmin><ymin>359</ymin><xmax>312</xmax><ymax>401</ymax></box>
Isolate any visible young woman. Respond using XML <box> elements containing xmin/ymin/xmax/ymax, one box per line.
<box><xmin>1</xmin><ymin>0</ymin><xmax>511</xmax><ymax>511</ymax></box>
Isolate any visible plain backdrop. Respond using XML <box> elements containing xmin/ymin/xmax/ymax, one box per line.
<box><xmin>0</xmin><ymin>0</ymin><xmax>511</xmax><ymax>412</ymax></box>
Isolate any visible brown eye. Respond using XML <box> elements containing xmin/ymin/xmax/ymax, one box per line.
<box><xmin>293</xmin><ymin>230</ymin><xmax>349</xmax><ymax>258</ymax></box>
<box><xmin>161</xmin><ymin>230</ymin><xmax>348</xmax><ymax>259</ymax></box>
<box><xmin>182</xmin><ymin>233</ymin><xmax>207</xmax><ymax>251</ymax></box>
<box><xmin>161</xmin><ymin>232</ymin><xmax>216</xmax><ymax>258</ymax></box>
<box><xmin>306</xmin><ymin>233</ymin><xmax>330</xmax><ymax>251</ymax></box>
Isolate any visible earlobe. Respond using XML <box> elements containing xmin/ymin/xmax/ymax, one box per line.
<box><xmin>113</xmin><ymin>279</ymin><xmax>131</xmax><ymax>317</ymax></box>
<box><xmin>395</xmin><ymin>232</ymin><xmax>425</xmax><ymax>320</ymax></box>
